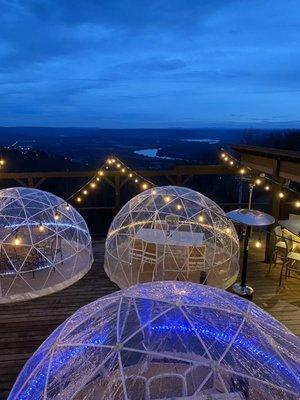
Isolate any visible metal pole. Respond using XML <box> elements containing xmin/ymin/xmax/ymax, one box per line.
<box><xmin>241</xmin><ymin>225</ymin><xmax>251</xmax><ymax>288</ymax></box>
<box><xmin>248</xmin><ymin>183</ymin><xmax>254</xmax><ymax>210</ymax></box>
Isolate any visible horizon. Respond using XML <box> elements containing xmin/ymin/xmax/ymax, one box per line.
<box><xmin>1</xmin><ymin>1</ymin><xmax>300</xmax><ymax>128</ymax></box>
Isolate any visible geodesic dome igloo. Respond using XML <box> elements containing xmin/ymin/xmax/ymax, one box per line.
<box><xmin>0</xmin><ymin>187</ymin><xmax>93</xmax><ymax>303</ymax></box>
<box><xmin>104</xmin><ymin>186</ymin><xmax>239</xmax><ymax>289</ymax></box>
<box><xmin>9</xmin><ymin>281</ymin><xmax>300</xmax><ymax>400</ymax></box>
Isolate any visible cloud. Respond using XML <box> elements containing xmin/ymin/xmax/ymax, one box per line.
<box><xmin>0</xmin><ymin>0</ymin><xmax>299</xmax><ymax>127</ymax></box>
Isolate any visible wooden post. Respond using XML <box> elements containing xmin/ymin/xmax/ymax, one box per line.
<box><xmin>265</xmin><ymin>159</ymin><xmax>281</xmax><ymax>262</ymax></box>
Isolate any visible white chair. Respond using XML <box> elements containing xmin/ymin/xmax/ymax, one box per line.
<box><xmin>279</xmin><ymin>235</ymin><xmax>300</xmax><ymax>286</ymax></box>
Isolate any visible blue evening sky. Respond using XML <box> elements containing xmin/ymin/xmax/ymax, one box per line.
<box><xmin>0</xmin><ymin>0</ymin><xmax>299</xmax><ymax>128</ymax></box>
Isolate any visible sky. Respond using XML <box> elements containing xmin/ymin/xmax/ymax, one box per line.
<box><xmin>0</xmin><ymin>0</ymin><xmax>300</xmax><ymax>128</ymax></box>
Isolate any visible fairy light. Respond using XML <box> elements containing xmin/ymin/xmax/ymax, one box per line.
<box><xmin>83</xmin><ymin>190</ymin><xmax>88</xmax><ymax>195</ymax></box>
<box><xmin>90</xmin><ymin>182</ymin><xmax>96</xmax><ymax>189</ymax></box>
<box><xmin>151</xmin><ymin>189</ymin><xmax>157</xmax><ymax>195</ymax></box>
<box><xmin>76</xmin><ymin>196</ymin><xmax>82</xmax><ymax>203</ymax></box>
<box><xmin>164</xmin><ymin>196</ymin><xmax>171</xmax><ymax>203</ymax></box>
<box><xmin>111</xmin><ymin>159</ymin><xmax>116</xmax><ymax>163</ymax></box>
<box><xmin>121</xmin><ymin>168</ymin><xmax>126</xmax><ymax>173</ymax></box>
<box><xmin>117</xmin><ymin>163</ymin><xmax>121</xmax><ymax>168</ymax></box>
<box><xmin>255</xmin><ymin>178</ymin><xmax>262</xmax><ymax>185</ymax></box>
<box><xmin>240</xmin><ymin>168</ymin><xmax>245</xmax><ymax>175</ymax></box>
<box><xmin>265</xmin><ymin>185</ymin><xmax>270</xmax><ymax>191</ymax></box>
<box><xmin>98</xmin><ymin>171</ymin><xmax>104</xmax><ymax>176</ymax></box>
<box><xmin>96</xmin><ymin>177</ymin><xmax>100</xmax><ymax>181</ymax></box>
<box><xmin>255</xmin><ymin>240</ymin><xmax>262</xmax><ymax>248</ymax></box>
<box><xmin>38</xmin><ymin>223</ymin><xmax>45</xmax><ymax>232</ymax></box>
<box><xmin>229</xmin><ymin>160</ymin><xmax>234</xmax><ymax>166</ymax></box>
<box><xmin>107</xmin><ymin>159</ymin><xmax>112</xmax><ymax>165</ymax></box>
<box><xmin>13</xmin><ymin>236</ymin><xmax>21</xmax><ymax>246</ymax></box>
<box><xmin>135</xmin><ymin>178</ymin><xmax>139</xmax><ymax>183</ymax></box>
<box><xmin>0</xmin><ymin>159</ymin><xmax>5</xmax><ymax>166</ymax></box>
<box><xmin>278</xmin><ymin>192</ymin><xmax>284</xmax><ymax>199</ymax></box>
<box><xmin>54</xmin><ymin>212</ymin><xmax>60</xmax><ymax>221</ymax></box>
<box><xmin>129</xmin><ymin>173</ymin><xmax>133</xmax><ymax>178</ymax></box>
<box><xmin>176</xmin><ymin>204</ymin><xmax>182</xmax><ymax>210</ymax></box>
<box><xmin>142</xmin><ymin>183</ymin><xmax>148</xmax><ymax>190</ymax></box>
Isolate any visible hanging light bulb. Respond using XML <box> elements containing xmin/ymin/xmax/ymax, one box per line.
<box><xmin>98</xmin><ymin>170</ymin><xmax>104</xmax><ymax>176</ymax></box>
<box><xmin>0</xmin><ymin>159</ymin><xmax>5</xmax><ymax>166</ymax></box>
<box><xmin>240</xmin><ymin>168</ymin><xmax>245</xmax><ymax>175</ymax></box>
<box><xmin>96</xmin><ymin>177</ymin><xmax>100</xmax><ymax>181</ymax></box>
<box><xmin>90</xmin><ymin>182</ymin><xmax>96</xmax><ymax>189</ymax></box>
<box><xmin>54</xmin><ymin>212</ymin><xmax>60</xmax><ymax>221</ymax></box>
<box><xmin>116</xmin><ymin>163</ymin><xmax>121</xmax><ymax>168</ymax></box>
<box><xmin>265</xmin><ymin>185</ymin><xmax>270</xmax><ymax>191</ymax></box>
<box><xmin>76</xmin><ymin>196</ymin><xmax>82</xmax><ymax>203</ymax></box>
<box><xmin>221</xmin><ymin>153</ymin><xmax>226</xmax><ymax>158</ymax></box>
<box><xmin>142</xmin><ymin>183</ymin><xmax>148</xmax><ymax>190</ymax></box>
<box><xmin>83</xmin><ymin>189</ymin><xmax>88</xmax><ymax>195</ymax></box>
<box><xmin>121</xmin><ymin>168</ymin><xmax>126</xmax><ymax>173</ymax></box>
<box><xmin>295</xmin><ymin>200</ymin><xmax>300</xmax><ymax>208</ymax></box>
<box><xmin>129</xmin><ymin>173</ymin><xmax>133</xmax><ymax>178</ymax></box>
<box><xmin>135</xmin><ymin>178</ymin><xmax>139</xmax><ymax>183</ymax></box>
<box><xmin>176</xmin><ymin>204</ymin><xmax>182</xmax><ymax>210</ymax></box>
<box><xmin>229</xmin><ymin>160</ymin><xmax>234</xmax><ymax>166</ymax></box>
<box><xmin>224</xmin><ymin>156</ymin><xmax>229</xmax><ymax>161</ymax></box>
<box><xmin>278</xmin><ymin>192</ymin><xmax>284</xmax><ymax>199</ymax></box>
<box><xmin>151</xmin><ymin>189</ymin><xmax>157</xmax><ymax>195</ymax></box>
<box><xmin>198</xmin><ymin>215</ymin><xmax>204</xmax><ymax>223</ymax></box>
<box><xmin>225</xmin><ymin>227</ymin><xmax>231</xmax><ymax>234</ymax></box>
<box><xmin>65</xmin><ymin>203</ymin><xmax>70</xmax><ymax>210</ymax></box>
<box><xmin>164</xmin><ymin>196</ymin><xmax>171</xmax><ymax>203</ymax></box>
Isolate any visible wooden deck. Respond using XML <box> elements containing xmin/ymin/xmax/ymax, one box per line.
<box><xmin>0</xmin><ymin>238</ymin><xmax>300</xmax><ymax>399</ymax></box>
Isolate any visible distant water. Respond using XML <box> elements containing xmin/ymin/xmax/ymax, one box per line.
<box><xmin>181</xmin><ymin>138</ymin><xmax>220</xmax><ymax>144</ymax></box>
<box><xmin>134</xmin><ymin>148</ymin><xmax>183</xmax><ymax>160</ymax></box>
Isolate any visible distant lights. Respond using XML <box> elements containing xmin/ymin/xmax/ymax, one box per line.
<box><xmin>221</xmin><ymin>153</ymin><xmax>226</xmax><ymax>158</ymax></box>
<box><xmin>96</xmin><ymin>177</ymin><xmax>100</xmax><ymax>181</ymax></box>
<box><xmin>54</xmin><ymin>212</ymin><xmax>60</xmax><ymax>221</ymax></box>
<box><xmin>116</xmin><ymin>163</ymin><xmax>121</xmax><ymax>168</ymax></box>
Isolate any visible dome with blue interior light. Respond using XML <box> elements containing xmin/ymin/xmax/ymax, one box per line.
<box><xmin>9</xmin><ymin>281</ymin><xmax>300</xmax><ymax>399</ymax></box>
<box><xmin>105</xmin><ymin>186</ymin><xmax>240</xmax><ymax>289</ymax></box>
<box><xmin>0</xmin><ymin>187</ymin><xmax>93</xmax><ymax>303</ymax></box>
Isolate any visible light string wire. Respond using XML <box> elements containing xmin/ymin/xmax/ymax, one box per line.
<box><xmin>66</xmin><ymin>155</ymin><xmax>157</xmax><ymax>205</ymax></box>
<box><xmin>219</xmin><ymin>148</ymin><xmax>300</xmax><ymax>206</ymax></box>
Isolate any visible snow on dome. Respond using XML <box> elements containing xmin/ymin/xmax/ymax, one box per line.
<box><xmin>9</xmin><ymin>281</ymin><xmax>300</xmax><ymax>399</ymax></box>
<box><xmin>0</xmin><ymin>187</ymin><xmax>93</xmax><ymax>303</ymax></box>
<box><xmin>104</xmin><ymin>186</ymin><xmax>239</xmax><ymax>289</ymax></box>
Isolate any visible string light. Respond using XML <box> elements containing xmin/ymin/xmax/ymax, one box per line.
<box><xmin>98</xmin><ymin>171</ymin><xmax>104</xmax><ymax>176</ymax></box>
<box><xmin>54</xmin><ymin>212</ymin><xmax>60</xmax><ymax>221</ymax></box>
<box><xmin>221</xmin><ymin>153</ymin><xmax>226</xmax><ymax>158</ymax></box>
<box><xmin>121</xmin><ymin>168</ymin><xmax>126</xmax><ymax>173</ymax></box>
<box><xmin>198</xmin><ymin>215</ymin><xmax>204</xmax><ymax>223</ymax></box>
<box><xmin>129</xmin><ymin>173</ymin><xmax>133</xmax><ymax>178</ymax></box>
<box><xmin>135</xmin><ymin>178</ymin><xmax>139</xmax><ymax>183</ymax></box>
<box><xmin>13</xmin><ymin>236</ymin><xmax>21</xmax><ymax>246</ymax></box>
<box><xmin>83</xmin><ymin>190</ymin><xmax>88</xmax><ymax>195</ymax></box>
<box><xmin>278</xmin><ymin>192</ymin><xmax>284</xmax><ymax>199</ymax></box>
<box><xmin>151</xmin><ymin>189</ymin><xmax>157</xmax><ymax>195</ymax></box>
<box><xmin>224</xmin><ymin>156</ymin><xmax>229</xmax><ymax>161</ymax></box>
<box><xmin>65</xmin><ymin>204</ymin><xmax>70</xmax><ymax>210</ymax></box>
<box><xmin>96</xmin><ymin>177</ymin><xmax>100</xmax><ymax>181</ymax></box>
<box><xmin>240</xmin><ymin>168</ymin><xmax>245</xmax><ymax>175</ymax></box>
<box><xmin>229</xmin><ymin>160</ymin><xmax>234</xmax><ymax>166</ymax></box>
<box><xmin>255</xmin><ymin>178</ymin><xmax>262</xmax><ymax>185</ymax></box>
<box><xmin>265</xmin><ymin>185</ymin><xmax>270</xmax><ymax>191</ymax></box>
<box><xmin>255</xmin><ymin>239</ymin><xmax>262</xmax><ymax>248</ymax></box>
<box><xmin>76</xmin><ymin>196</ymin><xmax>82</xmax><ymax>203</ymax></box>
<box><xmin>116</xmin><ymin>163</ymin><xmax>121</xmax><ymax>168</ymax></box>
<box><xmin>0</xmin><ymin>159</ymin><xmax>5</xmax><ymax>166</ymax></box>
<box><xmin>225</xmin><ymin>227</ymin><xmax>231</xmax><ymax>234</ymax></box>
<box><xmin>38</xmin><ymin>223</ymin><xmax>45</xmax><ymax>232</ymax></box>
<box><xmin>176</xmin><ymin>204</ymin><xmax>182</xmax><ymax>210</ymax></box>
<box><xmin>90</xmin><ymin>182</ymin><xmax>96</xmax><ymax>189</ymax></box>
<box><xmin>296</xmin><ymin>201</ymin><xmax>300</xmax><ymax>208</ymax></box>
<box><xmin>142</xmin><ymin>183</ymin><xmax>148</xmax><ymax>190</ymax></box>
<box><xmin>164</xmin><ymin>196</ymin><xmax>171</xmax><ymax>203</ymax></box>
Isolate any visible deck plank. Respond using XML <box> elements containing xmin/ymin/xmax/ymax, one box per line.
<box><xmin>0</xmin><ymin>238</ymin><xmax>299</xmax><ymax>399</ymax></box>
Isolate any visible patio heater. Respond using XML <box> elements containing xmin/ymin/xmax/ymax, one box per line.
<box><xmin>226</xmin><ymin>208</ymin><xmax>275</xmax><ymax>300</ymax></box>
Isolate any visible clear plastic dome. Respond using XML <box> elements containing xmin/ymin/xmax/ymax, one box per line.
<box><xmin>0</xmin><ymin>187</ymin><xmax>93</xmax><ymax>303</ymax></box>
<box><xmin>9</xmin><ymin>281</ymin><xmax>300</xmax><ymax>400</ymax></box>
<box><xmin>105</xmin><ymin>186</ymin><xmax>239</xmax><ymax>289</ymax></box>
